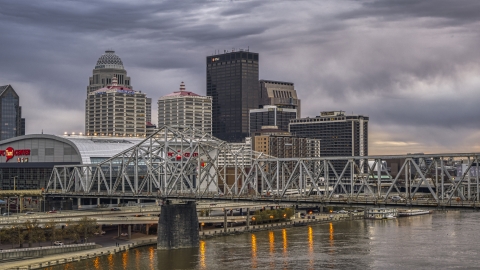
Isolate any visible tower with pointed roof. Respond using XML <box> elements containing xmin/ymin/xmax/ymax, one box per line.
<box><xmin>158</xmin><ymin>82</ymin><xmax>212</xmax><ymax>135</ymax></box>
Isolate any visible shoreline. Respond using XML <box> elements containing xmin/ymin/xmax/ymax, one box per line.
<box><xmin>1</xmin><ymin>213</ymin><xmax>362</xmax><ymax>269</ymax></box>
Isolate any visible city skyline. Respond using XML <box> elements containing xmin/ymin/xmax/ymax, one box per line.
<box><xmin>1</xmin><ymin>0</ymin><xmax>480</xmax><ymax>154</ymax></box>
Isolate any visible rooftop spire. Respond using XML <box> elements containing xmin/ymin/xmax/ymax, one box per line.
<box><xmin>180</xmin><ymin>82</ymin><xmax>185</xmax><ymax>91</ymax></box>
<box><xmin>112</xmin><ymin>75</ymin><xmax>118</xmax><ymax>86</ymax></box>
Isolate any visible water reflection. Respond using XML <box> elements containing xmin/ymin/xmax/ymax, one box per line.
<box><xmin>157</xmin><ymin>247</ymin><xmax>199</xmax><ymax>270</ymax></box>
<box><xmin>251</xmin><ymin>234</ymin><xmax>257</xmax><ymax>268</ymax></box>
<box><xmin>107</xmin><ymin>254</ymin><xmax>114</xmax><ymax>270</ymax></box>
<box><xmin>122</xmin><ymin>250</ymin><xmax>128</xmax><ymax>269</ymax></box>
<box><xmin>93</xmin><ymin>256</ymin><xmax>100</xmax><ymax>270</ymax></box>
<box><xmin>269</xmin><ymin>231</ymin><xmax>275</xmax><ymax>268</ymax></box>
<box><xmin>149</xmin><ymin>246</ymin><xmax>155</xmax><ymax>270</ymax></box>
<box><xmin>308</xmin><ymin>226</ymin><xmax>314</xmax><ymax>269</ymax></box>
<box><xmin>199</xmin><ymin>240</ymin><xmax>206</xmax><ymax>269</ymax></box>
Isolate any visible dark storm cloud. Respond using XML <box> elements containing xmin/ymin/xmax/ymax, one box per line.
<box><xmin>1</xmin><ymin>0</ymin><xmax>480</xmax><ymax>153</ymax></box>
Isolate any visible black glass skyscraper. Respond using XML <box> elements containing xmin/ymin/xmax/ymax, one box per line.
<box><xmin>0</xmin><ymin>85</ymin><xmax>25</xmax><ymax>140</ymax></box>
<box><xmin>206</xmin><ymin>50</ymin><xmax>259</xmax><ymax>142</ymax></box>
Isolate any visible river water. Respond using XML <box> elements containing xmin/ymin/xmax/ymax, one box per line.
<box><xmin>47</xmin><ymin>210</ymin><xmax>479</xmax><ymax>270</ymax></box>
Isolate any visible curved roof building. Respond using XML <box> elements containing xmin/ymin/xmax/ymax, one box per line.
<box><xmin>87</xmin><ymin>50</ymin><xmax>131</xmax><ymax>94</ymax></box>
<box><xmin>0</xmin><ymin>134</ymin><xmax>144</xmax><ymax>191</ymax></box>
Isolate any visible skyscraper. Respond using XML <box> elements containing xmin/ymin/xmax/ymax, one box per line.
<box><xmin>158</xmin><ymin>82</ymin><xmax>212</xmax><ymax>135</ymax></box>
<box><xmin>259</xmin><ymin>80</ymin><xmax>301</xmax><ymax>117</ymax></box>
<box><xmin>206</xmin><ymin>50</ymin><xmax>260</xmax><ymax>142</ymax></box>
<box><xmin>85</xmin><ymin>76</ymin><xmax>146</xmax><ymax>137</ymax></box>
<box><xmin>249</xmin><ymin>105</ymin><xmax>297</xmax><ymax>135</ymax></box>
<box><xmin>87</xmin><ymin>50</ymin><xmax>131</xmax><ymax>94</ymax></box>
<box><xmin>0</xmin><ymin>85</ymin><xmax>25</xmax><ymax>140</ymax></box>
<box><xmin>86</xmin><ymin>50</ymin><xmax>151</xmax><ymax>136</ymax></box>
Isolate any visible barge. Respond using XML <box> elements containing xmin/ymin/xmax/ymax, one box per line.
<box><xmin>365</xmin><ymin>208</ymin><xmax>398</xmax><ymax>219</ymax></box>
<box><xmin>398</xmin><ymin>209</ymin><xmax>432</xmax><ymax>217</ymax></box>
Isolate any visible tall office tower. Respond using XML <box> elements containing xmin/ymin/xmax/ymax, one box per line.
<box><xmin>0</xmin><ymin>85</ymin><xmax>25</xmax><ymax>140</ymax></box>
<box><xmin>206</xmin><ymin>50</ymin><xmax>260</xmax><ymax>142</ymax></box>
<box><xmin>253</xmin><ymin>134</ymin><xmax>320</xmax><ymax>159</ymax></box>
<box><xmin>146</xmin><ymin>98</ymin><xmax>152</xmax><ymax>123</ymax></box>
<box><xmin>87</xmin><ymin>50</ymin><xmax>131</xmax><ymax>94</ymax></box>
<box><xmin>158</xmin><ymin>82</ymin><xmax>212</xmax><ymax>135</ymax></box>
<box><xmin>0</xmin><ymin>84</ymin><xmax>25</xmax><ymax>140</ymax></box>
<box><xmin>85</xmin><ymin>76</ymin><xmax>146</xmax><ymax>137</ymax></box>
<box><xmin>249</xmin><ymin>105</ymin><xmax>297</xmax><ymax>135</ymax></box>
<box><xmin>259</xmin><ymin>80</ymin><xmax>301</xmax><ymax>118</ymax></box>
<box><xmin>289</xmin><ymin>111</ymin><xmax>368</xmax><ymax>175</ymax></box>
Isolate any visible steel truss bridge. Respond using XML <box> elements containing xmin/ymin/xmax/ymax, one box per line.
<box><xmin>46</xmin><ymin>126</ymin><xmax>480</xmax><ymax>207</ymax></box>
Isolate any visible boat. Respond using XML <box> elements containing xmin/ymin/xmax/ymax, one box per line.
<box><xmin>365</xmin><ymin>208</ymin><xmax>398</xmax><ymax>219</ymax></box>
<box><xmin>398</xmin><ymin>209</ymin><xmax>432</xmax><ymax>217</ymax></box>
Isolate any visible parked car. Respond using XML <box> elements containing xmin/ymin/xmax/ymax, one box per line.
<box><xmin>53</xmin><ymin>241</ymin><xmax>64</xmax><ymax>246</ymax></box>
<box><xmin>2</xmin><ymin>213</ymin><xmax>11</xmax><ymax>216</ymax></box>
<box><xmin>48</xmin><ymin>210</ymin><xmax>57</xmax><ymax>214</ymax></box>
<box><xmin>111</xmin><ymin>208</ymin><xmax>121</xmax><ymax>211</ymax></box>
<box><xmin>391</xmin><ymin>196</ymin><xmax>405</xmax><ymax>202</ymax></box>
<box><xmin>101</xmin><ymin>231</ymin><xmax>106</xmax><ymax>235</ymax></box>
<box><xmin>25</xmin><ymin>211</ymin><xmax>35</xmax><ymax>215</ymax></box>
<box><xmin>120</xmin><ymin>233</ymin><xmax>128</xmax><ymax>237</ymax></box>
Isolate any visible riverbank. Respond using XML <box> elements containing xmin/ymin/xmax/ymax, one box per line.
<box><xmin>1</xmin><ymin>213</ymin><xmax>362</xmax><ymax>269</ymax></box>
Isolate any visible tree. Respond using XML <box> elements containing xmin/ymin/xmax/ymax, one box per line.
<box><xmin>0</xmin><ymin>227</ymin><xmax>11</xmax><ymax>245</ymax></box>
<box><xmin>23</xmin><ymin>220</ymin><xmax>45</xmax><ymax>247</ymax></box>
<box><xmin>8</xmin><ymin>226</ymin><xmax>27</xmax><ymax>248</ymax></box>
<box><xmin>45</xmin><ymin>220</ymin><xmax>65</xmax><ymax>244</ymax></box>
<box><xmin>75</xmin><ymin>217</ymin><xmax>99</xmax><ymax>243</ymax></box>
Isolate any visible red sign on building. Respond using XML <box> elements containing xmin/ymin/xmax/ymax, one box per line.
<box><xmin>0</xmin><ymin>147</ymin><xmax>31</xmax><ymax>162</ymax></box>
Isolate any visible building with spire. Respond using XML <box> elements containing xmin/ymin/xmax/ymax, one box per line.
<box><xmin>0</xmin><ymin>85</ymin><xmax>25</xmax><ymax>140</ymax></box>
<box><xmin>85</xmin><ymin>76</ymin><xmax>146</xmax><ymax>137</ymax></box>
<box><xmin>158</xmin><ymin>82</ymin><xmax>212</xmax><ymax>135</ymax></box>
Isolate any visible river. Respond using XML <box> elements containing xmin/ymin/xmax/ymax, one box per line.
<box><xmin>46</xmin><ymin>210</ymin><xmax>479</xmax><ymax>269</ymax></box>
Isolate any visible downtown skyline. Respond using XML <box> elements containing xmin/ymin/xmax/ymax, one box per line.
<box><xmin>1</xmin><ymin>0</ymin><xmax>480</xmax><ymax>155</ymax></box>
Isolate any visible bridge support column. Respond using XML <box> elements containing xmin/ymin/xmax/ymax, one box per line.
<box><xmin>97</xmin><ymin>198</ymin><xmax>100</xmax><ymax>207</ymax></box>
<box><xmin>77</xmin><ymin>198</ymin><xmax>81</xmax><ymax>209</ymax></box>
<box><xmin>117</xmin><ymin>198</ymin><xmax>120</xmax><ymax>206</ymax></box>
<box><xmin>223</xmin><ymin>210</ymin><xmax>227</xmax><ymax>233</ymax></box>
<box><xmin>128</xmin><ymin>225</ymin><xmax>131</xmax><ymax>240</ymax></box>
<box><xmin>146</xmin><ymin>224</ymin><xmax>150</xmax><ymax>235</ymax></box>
<box><xmin>246</xmin><ymin>208</ymin><xmax>250</xmax><ymax>230</ymax></box>
<box><xmin>117</xmin><ymin>225</ymin><xmax>121</xmax><ymax>237</ymax></box>
<box><xmin>157</xmin><ymin>201</ymin><xmax>199</xmax><ymax>250</ymax></box>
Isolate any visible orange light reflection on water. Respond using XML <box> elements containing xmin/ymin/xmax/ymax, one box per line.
<box><xmin>149</xmin><ymin>246</ymin><xmax>155</xmax><ymax>270</ymax></box>
<box><xmin>93</xmin><ymin>257</ymin><xmax>100</xmax><ymax>270</ymax></box>
<box><xmin>107</xmin><ymin>254</ymin><xmax>114</xmax><ymax>270</ymax></box>
<box><xmin>251</xmin><ymin>234</ymin><xmax>257</xmax><ymax>268</ymax></box>
<box><xmin>200</xmin><ymin>240</ymin><xmax>207</xmax><ymax>269</ymax></box>
<box><xmin>122</xmin><ymin>251</ymin><xmax>128</xmax><ymax>269</ymax></box>
<box><xmin>269</xmin><ymin>231</ymin><xmax>275</xmax><ymax>268</ymax></box>
<box><xmin>282</xmin><ymin>228</ymin><xmax>288</xmax><ymax>268</ymax></box>
<box><xmin>308</xmin><ymin>226</ymin><xmax>314</xmax><ymax>269</ymax></box>
<box><xmin>329</xmin><ymin>222</ymin><xmax>334</xmax><ymax>245</ymax></box>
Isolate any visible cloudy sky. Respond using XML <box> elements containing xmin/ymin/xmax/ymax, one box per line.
<box><xmin>1</xmin><ymin>0</ymin><xmax>480</xmax><ymax>155</ymax></box>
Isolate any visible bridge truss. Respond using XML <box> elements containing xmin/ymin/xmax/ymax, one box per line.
<box><xmin>47</xmin><ymin>126</ymin><xmax>480</xmax><ymax>204</ymax></box>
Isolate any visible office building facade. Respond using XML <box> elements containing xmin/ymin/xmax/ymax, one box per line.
<box><xmin>259</xmin><ymin>80</ymin><xmax>301</xmax><ymax>117</ymax></box>
<box><xmin>206</xmin><ymin>50</ymin><xmax>260</xmax><ymax>142</ymax></box>
<box><xmin>158</xmin><ymin>82</ymin><xmax>212</xmax><ymax>135</ymax></box>
<box><xmin>85</xmin><ymin>76</ymin><xmax>146</xmax><ymax>137</ymax></box>
<box><xmin>249</xmin><ymin>105</ymin><xmax>297</xmax><ymax>135</ymax></box>
<box><xmin>253</xmin><ymin>134</ymin><xmax>320</xmax><ymax>159</ymax></box>
<box><xmin>0</xmin><ymin>85</ymin><xmax>25</xmax><ymax>140</ymax></box>
<box><xmin>289</xmin><ymin>111</ymin><xmax>368</xmax><ymax>175</ymax></box>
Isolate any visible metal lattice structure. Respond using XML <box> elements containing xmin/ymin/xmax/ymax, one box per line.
<box><xmin>47</xmin><ymin>127</ymin><xmax>480</xmax><ymax>204</ymax></box>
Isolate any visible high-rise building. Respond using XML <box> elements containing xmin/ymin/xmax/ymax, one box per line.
<box><xmin>85</xmin><ymin>76</ymin><xmax>146</xmax><ymax>137</ymax></box>
<box><xmin>87</xmin><ymin>50</ymin><xmax>131</xmax><ymax>94</ymax></box>
<box><xmin>206</xmin><ymin>50</ymin><xmax>260</xmax><ymax>142</ymax></box>
<box><xmin>249</xmin><ymin>105</ymin><xmax>297</xmax><ymax>135</ymax></box>
<box><xmin>158</xmin><ymin>82</ymin><xmax>212</xmax><ymax>135</ymax></box>
<box><xmin>86</xmin><ymin>50</ymin><xmax>152</xmax><ymax>136</ymax></box>
<box><xmin>253</xmin><ymin>134</ymin><xmax>320</xmax><ymax>159</ymax></box>
<box><xmin>289</xmin><ymin>111</ymin><xmax>368</xmax><ymax>175</ymax></box>
<box><xmin>259</xmin><ymin>80</ymin><xmax>301</xmax><ymax>117</ymax></box>
<box><xmin>289</xmin><ymin>111</ymin><xmax>368</xmax><ymax>157</ymax></box>
<box><xmin>0</xmin><ymin>85</ymin><xmax>25</xmax><ymax>140</ymax></box>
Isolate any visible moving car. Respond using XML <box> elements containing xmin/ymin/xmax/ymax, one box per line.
<box><xmin>25</xmin><ymin>211</ymin><xmax>35</xmax><ymax>215</ymax></box>
<box><xmin>53</xmin><ymin>241</ymin><xmax>64</xmax><ymax>246</ymax></box>
<box><xmin>48</xmin><ymin>210</ymin><xmax>57</xmax><ymax>214</ymax></box>
<box><xmin>120</xmin><ymin>233</ymin><xmax>128</xmax><ymax>237</ymax></box>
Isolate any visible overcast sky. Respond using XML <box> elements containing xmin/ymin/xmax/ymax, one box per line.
<box><xmin>1</xmin><ymin>0</ymin><xmax>479</xmax><ymax>155</ymax></box>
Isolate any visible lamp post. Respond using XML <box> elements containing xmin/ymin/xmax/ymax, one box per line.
<box><xmin>12</xmin><ymin>176</ymin><xmax>18</xmax><ymax>191</ymax></box>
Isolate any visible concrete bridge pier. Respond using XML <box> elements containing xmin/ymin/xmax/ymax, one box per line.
<box><xmin>157</xmin><ymin>201</ymin><xmax>199</xmax><ymax>250</ymax></box>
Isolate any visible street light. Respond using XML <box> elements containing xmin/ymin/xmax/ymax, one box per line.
<box><xmin>12</xmin><ymin>176</ymin><xmax>18</xmax><ymax>191</ymax></box>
